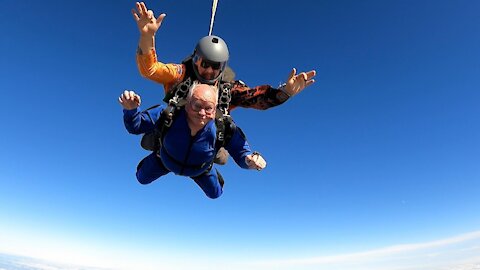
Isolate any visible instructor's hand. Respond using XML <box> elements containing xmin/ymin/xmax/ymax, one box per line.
<box><xmin>284</xmin><ymin>68</ymin><xmax>316</xmax><ymax>97</ymax></box>
<box><xmin>132</xmin><ymin>2</ymin><xmax>166</xmax><ymax>36</ymax></box>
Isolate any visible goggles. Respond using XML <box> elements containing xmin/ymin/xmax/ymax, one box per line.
<box><xmin>200</xmin><ymin>59</ymin><xmax>222</xmax><ymax>70</ymax></box>
<box><xmin>194</xmin><ymin>55</ymin><xmax>225</xmax><ymax>71</ymax></box>
<box><xmin>189</xmin><ymin>99</ymin><xmax>216</xmax><ymax>114</ymax></box>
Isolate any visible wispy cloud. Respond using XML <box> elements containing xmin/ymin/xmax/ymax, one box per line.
<box><xmin>247</xmin><ymin>231</ymin><xmax>480</xmax><ymax>270</ymax></box>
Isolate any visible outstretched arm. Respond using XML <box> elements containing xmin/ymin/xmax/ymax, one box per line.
<box><xmin>132</xmin><ymin>2</ymin><xmax>183</xmax><ymax>90</ymax></box>
<box><xmin>228</xmin><ymin>68</ymin><xmax>316</xmax><ymax>111</ymax></box>
<box><xmin>119</xmin><ymin>90</ymin><xmax>162</xmax><ymax>135</ymax></box>
<box><xmin>225</xmin><ymin>127</ymin><xmax>266</xmax><ymax>171</ymax></box>
<box><xmin>229</xmin><ymin>82</ymin><xmax>289</xmax><ymax>110</ymax></box>
<box><xmin>132</xmin><ymin>2</ymin><xmax>166</xmax><ymax>55</ymax></box>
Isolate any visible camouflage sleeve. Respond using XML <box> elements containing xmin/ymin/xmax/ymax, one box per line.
<box><xmin>229</xmin><ymin>80</ymin><xmax>290</xmax><ymax>111</ymax></box>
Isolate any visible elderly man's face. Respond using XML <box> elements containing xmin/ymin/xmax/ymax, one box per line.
<box><xmin>186</xmin><ymin>84</ymin><xmax>217</xmax><ymax>127</ymax></box>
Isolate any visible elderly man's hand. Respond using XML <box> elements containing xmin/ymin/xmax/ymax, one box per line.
<box><xmin>245</xmin><ymin>152</ymin><xmax>267</xmax><ymax>171</ymax></box>
<box><xmin>132</xmin><ymin>2</ymin><xmax>166</xmax><ymax>36</ymax></box>
<box><xmin>284</xmin><ymin>68</ymin><xmax>317</xmax><ymax>97</ymax></box>
<box><xmin>119</xmin><ymin>90</ymin><xmax>141</xmax><ymax>110</ymax></box>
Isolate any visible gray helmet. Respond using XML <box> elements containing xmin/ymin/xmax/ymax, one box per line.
<box><xmin>195</xmin><ymin>35</ymin><xmax>229</xmax><ymax>62</ymax></box>
<box><xmin>192</xmin><ymin>35</ymin><xmax>229</xmax><ymax>84</ymax></box>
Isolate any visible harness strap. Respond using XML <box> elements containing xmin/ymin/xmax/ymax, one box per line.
<box><xmin>169</xmin><ymin>77</ymin><xmax>192</xmax><ymax>106</ymax></box>
<box><xmin>217</xmin><ymin>81</ymin><xmax>232</xmax><ymax>114</ymax></box>
<box><xmin>214</xmin><ymin>108</ymin><xmax>236</xmax><ymax>152</ymax></box>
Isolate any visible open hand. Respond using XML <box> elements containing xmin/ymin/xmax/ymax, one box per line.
<box><xmin>284</xmin><ymin>68</ymin><xmax>316</xmax><ymax>96</ymax></box>
<box><xmin>132</xmin><ymin>2</ymin><xmax>166</xmax><ymax>36</ymax></box>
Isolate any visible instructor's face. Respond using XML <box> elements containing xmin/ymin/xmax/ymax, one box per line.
<box><xmin>195</xmin><ymin>58</ymin><xmax>222</xmax><ymax>81</ymax></box>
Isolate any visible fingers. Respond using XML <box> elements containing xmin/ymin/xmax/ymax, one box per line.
<box><xmin>133</xmin><ymin>2</ymin><xmax>147</xmax><ymax>21</ymax></box>
<box><xmin>136</xmin><ymin>2</ymin><xmax>153</xmax><ymax>20</ymax></box>
<box><xmin>303</xmin><ymin>70</ymin><xmax>316</xmax><ymax>88</ymax></box>
<box><xmin>131</xmin><ymin>9</ymin><xmax>140</xmax><ymax>22</ymax></box>
<box><xmin>246</xmin><ymin>153</ymin><xmax>267</xmax><ymax>171</ymax></box>
<box><xmin>134</xmin><ymin>94</ymin><xmax>141</xmax><ymax>105</ymax></box>
<box><xmin>297</xmin><ymin>71</ymin><xmax>308</xmax><ymax>80</ymax></box>
<box><xmin>134</xmin><ymin>2</ymin><xmax>143</xmax><ymax>17</ymax></box>
<box><xmin>123</xmin><ymin>90</ymin><xmax>132</xmax><ymax>100</ymax></box>
<box><xmin>305</xmin><ymin>79</ymin><xmax>315</xmax><ymax>88</ymax></box>
<box><xmin>245</xmin><ymin>154</ymin><xmax>257</xmax><ymax>164</ymax></box>
<box><xmin>287</xmin><ymin>68</ymin><xmax>297</xmax><ymax>81</ymax></box>
<box><xmin>120</xmin><ymin>90</ymin><xmax>137</xmax><ymax>102</ymax></box>
<box><xmin>147</xmin><ymin>10</ymin><xmax>154</xmax><ymax>20</ymax></box>
<box><xmin>299</xmin><ymin>72</ymin><xmax>308</xmax><ymax>82</ymax></box>
<box><xmin>294</xmin><ymin>69</ymin><xmax>317</xmax><ymax>90</ymax></box>
<box><xmin>134</xmin><ymin>2</ymin><xmax>164</xmax><ymax>31</ymax></box>
<box><xmin>119</xmin><ymin>90</ymin><xmax>141</xmax><ymax>109</ymax></box>
<box><xmin>157</xmin><ymin>13</ymin><xmax>166</xmax><ymax>24</ymax></box>
<box><xmin>289</xmin><ymin>68</ymin><xmax>316</xmax><ymax>80</ymax></box>
<box><xmin>255</xmin><ymin>155</ymin><xmax>267</xmax><ymax>170</ymax></box>
<box><xmin>306</xmin><ymin>69</ymin><xmax>316</xmax><ymax>80</ymax></box>
<box><xmin>139</xmin><ymin>2</ymin><xmax>148</xmax><ymax>16</ymax></box>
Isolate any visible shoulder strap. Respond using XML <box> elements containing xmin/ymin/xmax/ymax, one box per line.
<box><xmin>164</xmin><ymin>76</ymin><xmax>193</xmax><ymax>105</ymax></box>
<box><xmin>214</xmin><ymin>108</ymin><xmax>237</xmax><ymax>152</ymax></box>
<box><xmin>217</xmin><ymin>81</ymin><xmax>232</xmax><ymax>114</ymax></box>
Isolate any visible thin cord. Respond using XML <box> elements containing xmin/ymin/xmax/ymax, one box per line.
<box><xmin>208</xmin><ymin>0</ymin><xmax>218</xmax><ymax>36</ymax></box>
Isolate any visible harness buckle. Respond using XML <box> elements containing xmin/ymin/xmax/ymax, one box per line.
<box><xmin>218</xmin><ymin>131</ymin><xmax>224</xmax><ymax>142</ymax></box>
<box><xmin>164</xmin><ymin>117</ymin><xmax>173</xmax><ymax>127</ymax></box>
<box><xmin>162</xmin><ymin>105</ymin><xmax>176</xmax><ymax>128</ymax></box>
<box><xmin>168</xmin><ymin>96</ymin><xmax>179</xmax><ymax>107</ymax></box>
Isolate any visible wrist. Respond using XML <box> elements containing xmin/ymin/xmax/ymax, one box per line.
<box><xmin>277</xmin><ymin>83</ymin><xmax>291</xmax><ymax>101</ymax></box>
<box><xmin>140</xmin><ymin>31</ymin><xmax>155</xmax><ymax>38</ymax></box>
<box><xmin>278</xmin><ymin>83</ymin><xmax>291</xmax><ymax>97</ymax></box>
<box><xmin>138</xmin><ymin>35</ymin><xmax>155</xmax><ymax>55</ymax></box>
<box><xmin>139</xmin><ymin>33</ymin><xmax>155</xmax><ymax>45</ymax></box>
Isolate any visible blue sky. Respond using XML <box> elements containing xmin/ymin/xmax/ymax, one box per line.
<box><xmin>1</xmin><ymin>0</ymin><xmax>480</xmax><ymax>269</ymax></box>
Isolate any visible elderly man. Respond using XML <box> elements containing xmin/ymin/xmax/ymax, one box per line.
<box><xmin>119</xmin><ymin>83</ymin><xmax>266</xmax><ymax>199</ymax></box>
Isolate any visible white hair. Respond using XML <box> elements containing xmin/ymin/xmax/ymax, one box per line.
<box><xmin>187</xmin><ymin>81</ymin><xmax>218</xmax><ymax>105</ymax></box>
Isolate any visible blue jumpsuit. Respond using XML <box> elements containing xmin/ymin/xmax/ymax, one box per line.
<box><xmin>123</xmin><ymin>105</ymin><xmax>252</xmax><ymax>199</ymax></box>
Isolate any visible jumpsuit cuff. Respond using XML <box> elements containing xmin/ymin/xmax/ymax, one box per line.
<box><xmin>239</xmin><ymin>151</ymin><xmax>254</xmax><ymax>169</ymax></box>
<box><xmin>123</xmin><ymin>108</ymin><xmax>139</xmax><ymax>117</ymax></box>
